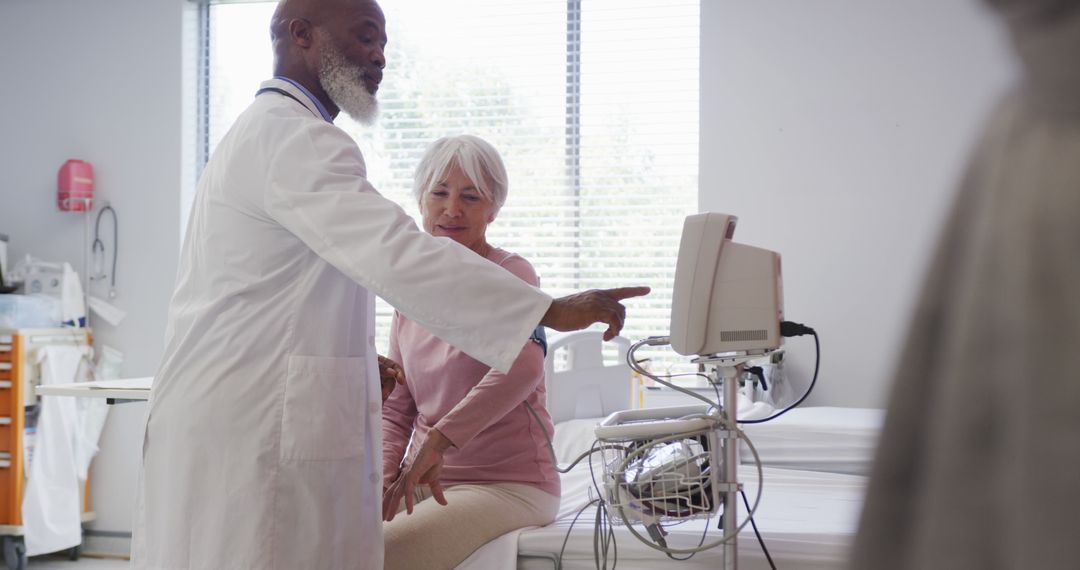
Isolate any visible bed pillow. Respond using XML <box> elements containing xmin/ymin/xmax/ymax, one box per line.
<box><xmin>739</xmin><ymin>406</ymin><xmax>884</xmax><ymax>476</ymax></box>
<box><xmin>551</xmin><ymin>418</ymin><xmax>604</xmax><ymax>465</ymax></box>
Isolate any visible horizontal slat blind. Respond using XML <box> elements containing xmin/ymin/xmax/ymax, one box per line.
<box><xmin>206</xmin><ymin>0</ymin><xmax>699</xmax><ymax>377</ymax></box>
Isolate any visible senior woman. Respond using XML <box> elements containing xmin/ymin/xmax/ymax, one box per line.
<box><xmin>381</xmin><ymin>135</ymin><xmax>560</xmax><ymax>569</ymax></box>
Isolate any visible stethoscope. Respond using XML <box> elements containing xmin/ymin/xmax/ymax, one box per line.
<box><xmin>91</xmin><ymin>203</ymin><xmax>118</xmax><ymax>299</ymax></box>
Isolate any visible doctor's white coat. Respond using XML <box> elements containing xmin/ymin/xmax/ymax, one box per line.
<box><xmin>131</xmin><ymin>78</ymin><xmax>551</xmax><ymax>569</ymax></box>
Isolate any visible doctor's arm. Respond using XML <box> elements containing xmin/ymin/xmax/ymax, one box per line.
<box><xmin>264</xmin><ymin>123</ymin><xmax>648</xmax><ymax>370</ymax></box>
<box><xmin>263</xmin><ymin>123</ymin><xmax>552</xmax><ymax>373</ymax></box>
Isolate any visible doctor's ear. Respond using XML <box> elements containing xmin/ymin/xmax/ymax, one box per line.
<box><xmin>287</xmin><ymin>18</ymin><xmax>315</xmax><ymax>48</ymax></box>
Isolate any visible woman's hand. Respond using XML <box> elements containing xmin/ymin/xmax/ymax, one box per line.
<box><xmin>378</xmin><ymin>355</ymin><xmax>406</xmax><ymax>403</ymax></box>
<box><xmin>382</xmin><ymin>429</ymin><xmax>453</xmax><ymax>522</ymax></box>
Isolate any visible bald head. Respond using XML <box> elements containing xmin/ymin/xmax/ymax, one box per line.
<box><xmin>268</xmin><ymin>0</ymin><xmax>387</xmax><ymax>120</ymax></box>
<box><xmin>271</xmin><ymin>0</ymin><xmax>384</xmax><ymax>62</ymax></box>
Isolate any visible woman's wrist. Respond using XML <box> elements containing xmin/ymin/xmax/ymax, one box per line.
<box><xmin>425</xmin><ymin>428</ymin><xmax>454</xmax><ymax>452</ymax></box>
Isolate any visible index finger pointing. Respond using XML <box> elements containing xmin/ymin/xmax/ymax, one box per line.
<box><xmin>601</xmin><ymin>286</ymin><xmax>651</xmax><ymax>301</ymax></box>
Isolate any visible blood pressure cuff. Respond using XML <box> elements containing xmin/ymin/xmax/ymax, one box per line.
<box><xmin>530</xmin><ymin>326</ymin><xmax>548</xmax><ymax>356</ymax></box>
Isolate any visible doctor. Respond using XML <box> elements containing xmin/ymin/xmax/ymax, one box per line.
<box><xmin>131</xmin><ymin>0</ymin><xmax>648</xmax><ymax>568</ymax></box>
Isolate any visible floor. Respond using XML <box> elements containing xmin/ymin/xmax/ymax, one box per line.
<box><xmin>20</xmin><ymin>554</ymin><xmax>129</xmax><ymax>569</ymax></box>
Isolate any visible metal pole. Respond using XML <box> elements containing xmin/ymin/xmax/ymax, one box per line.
<box><xmin>722</xmin><ymin>365</ymin><xmax>739</xmax><ymax>569</ymax></box>
<box><xmin>83</xmin><ymin>201</ymin><xmax>92</xmax><ymax>330</ymax></box>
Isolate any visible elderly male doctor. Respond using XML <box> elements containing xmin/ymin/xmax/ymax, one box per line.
<box><xmin>131</xmin><ymin>0</ymin><xmax>648</xmax><ymax>568</ymax></box>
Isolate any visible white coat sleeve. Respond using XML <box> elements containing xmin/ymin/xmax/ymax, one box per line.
<box><xmin>262</xmin><ymin>120</ymin><xmax>551</xmax><ymax>373</ymax></box>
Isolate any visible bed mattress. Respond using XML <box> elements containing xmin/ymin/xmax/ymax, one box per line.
<box><xmin>458</xmin><ymin>407</ymin><xmax>880</xmax><ymax>569</ymax></box>
<box><xmin>552</xmin><ymin>406</ymin><xmax>884</xmax><ymax>476</ymax></box>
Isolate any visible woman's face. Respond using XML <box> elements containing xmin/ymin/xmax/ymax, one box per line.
<box><xmin>420</xmin><ymin>161</ymin><xmax>497</xmax><ymax>254</ymax></box>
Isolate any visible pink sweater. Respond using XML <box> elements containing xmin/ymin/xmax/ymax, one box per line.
<box><xmin>382</xmin><ymin>247</ymin><xmax>560</xmax><ymax>496</ymax></box>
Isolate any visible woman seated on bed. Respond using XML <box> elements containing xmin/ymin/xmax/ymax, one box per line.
<box><xmin>381</xmin><ymin>134</ymin><xmax>560</xmax><ymax>570</ymax></box>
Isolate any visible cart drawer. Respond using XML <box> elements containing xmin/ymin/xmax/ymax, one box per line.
<box><xmin>0</xmin><ymin>417</ymin><xmax>13</xmax><ymax>454</ymax></box>
<box><xmin>0</xmin><ymin>452</ymin><xmax>20</xmax><ymax>526</ymax></box>
<box><xmin>0</xmin><ymin>381</ymin><xmax>12</xmax><ymax>416</ymax></box>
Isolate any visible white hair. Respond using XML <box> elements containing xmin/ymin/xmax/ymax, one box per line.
<box><xmin>412</xmin><ymin>135</ymin><xmax>508</xmax><ymax>215</ymax></box>
<box><xmin>315</xmin><ymin>29</ymin><xmax>378</xmax><ymax>125</ymax></box>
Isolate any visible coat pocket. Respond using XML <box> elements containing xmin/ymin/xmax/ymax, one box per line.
<box><xmin>280</xmin><ymin>354</ymin><xmax>368</xmax><ymax>461</ymax></box>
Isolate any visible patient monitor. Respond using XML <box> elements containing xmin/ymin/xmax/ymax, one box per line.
<box><xmin>597</xmin><ymin>212</ymin><xmax>786</xmax><ymax>566</ymax></box>
<box><xmin>669</xmin><ymin>212</ymin><xmax>783</xmax><ymax>357</ymax></box>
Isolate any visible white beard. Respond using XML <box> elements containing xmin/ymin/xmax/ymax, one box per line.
<box><xmin>317</xmin><ymin>39</ymin><xmax>379</xmax><ymax>125</ymax></box>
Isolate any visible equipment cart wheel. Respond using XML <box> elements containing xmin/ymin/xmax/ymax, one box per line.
<box><xmin>2</xmin><ymin>536</ymin><xmax>27</xmax><ymax>570</ymax></box>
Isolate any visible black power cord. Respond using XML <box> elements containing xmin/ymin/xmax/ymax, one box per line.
<box><xmin>743</xmin><ymin>366</ymin><xmax>768</xmax><ymax>390</ymax></box>
<box><xmin>779</xmin><ymin>319</ymin><xmax>815</xmax><ymax>338</ymax></box>
<box><xmin>740</xmin><ymin>488</ymin><xmax>777</xmax><ymax>569</ymax></box>
<box><xmin>740</xmin><ymin>320</ymin><xmax>819</xmax><ymax>424</ymax></box>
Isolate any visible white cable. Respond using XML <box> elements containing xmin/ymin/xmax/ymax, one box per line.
<box><xmin>524</xmin><ymin>400</ymin><xmax>630</xmax><ymax>474</ymax></box>
<box><xmin>626</xmin><ymin>337</ymin><xmax>718</xmax><ymax>407</ymax></box>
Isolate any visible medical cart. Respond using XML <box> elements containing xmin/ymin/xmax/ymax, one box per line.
<box><xmin>0</xmin><ymin>328</ymin><xmax>96</xmax><ymax>570</ymax></box>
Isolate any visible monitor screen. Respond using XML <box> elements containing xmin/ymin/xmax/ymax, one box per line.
<box><xmin>669</xmin><ymin>213</ymin><xmax>783</xmax><ymax>356</ymax></box>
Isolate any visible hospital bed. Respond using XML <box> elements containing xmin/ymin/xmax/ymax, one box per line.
<box><xmin>34</xmin><ymin>331</ymin><xmax>881</xmax><ymax>569</ymax></box>
<box><xmin>457</xmin><ymin>331</ymin><xmax>883</xmax><ymax>570</ymax></box>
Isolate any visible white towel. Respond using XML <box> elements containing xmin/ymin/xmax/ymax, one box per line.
<box><xmin>22</xmin><ymin>345</ymin><xmax>85</xmax><ymax>556</ymax></box>
<box><xmin>60</xmin><ymin>263</ymin><xmax>85</xmax><ymax>326</ymax></box>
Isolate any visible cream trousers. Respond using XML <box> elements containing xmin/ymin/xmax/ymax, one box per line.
<box><xmin>383</xmin><ymin>482</ymin><xmax>560</xmax><ymax>570</ymax></box>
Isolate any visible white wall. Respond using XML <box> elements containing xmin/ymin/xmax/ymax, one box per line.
<box><xmin>700</xmin><ymin>1</ymin><xmax>1017</xmax><ymax>407</ymax></box>
<box><xmin>0</xmin><ymin>0</ymin><xmax>191</xmax><ymax>546</ymax></box>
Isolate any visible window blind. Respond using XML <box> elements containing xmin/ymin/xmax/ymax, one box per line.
<box><xmin>204</xmin><ymin>0</ymin><xmax>699</xmax><ymax>375</ymax></box>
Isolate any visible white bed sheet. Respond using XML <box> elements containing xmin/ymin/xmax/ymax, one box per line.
<box><xmin>516</xmin><ymin>463</ymin><xmax>867</xmax><ymax>570</ymax></box>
